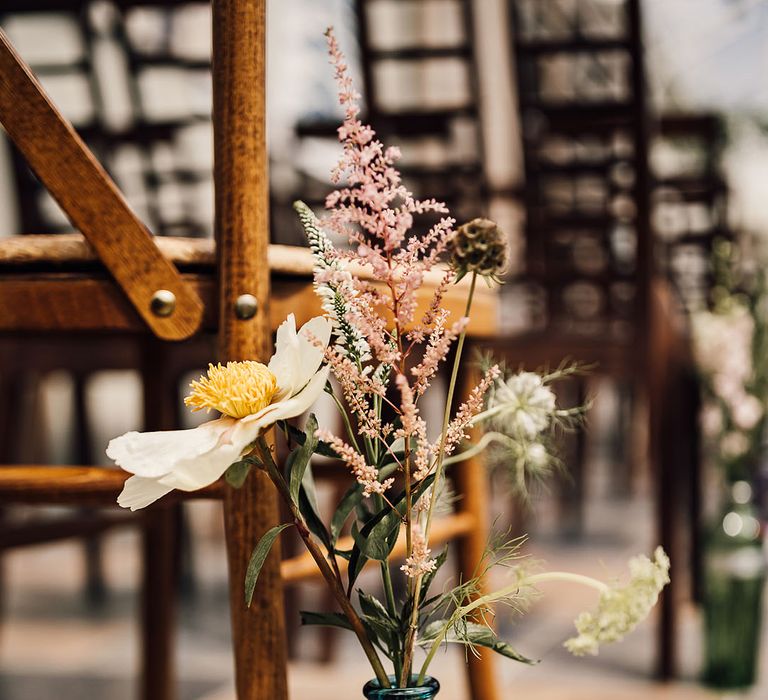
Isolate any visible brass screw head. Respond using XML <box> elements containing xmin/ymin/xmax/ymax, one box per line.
<box><xmin>150</xmin><ymin>289</ymin><xmax>176</xmax><ymax>317</ymax></box>
<box><xmin>235</xmin><ymin>293</ymin><xmax>258</xmax><ymax>320</ymax></box>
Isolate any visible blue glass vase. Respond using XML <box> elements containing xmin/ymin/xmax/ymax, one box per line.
<box><xmin>363</xmin><ymin>676</ymin><xmax>440</xmax><ymax>699</ymax></box>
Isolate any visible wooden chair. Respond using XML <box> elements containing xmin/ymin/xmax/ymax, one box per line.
<box><xmin>0</xmin><ymin>2</ymin><xmax>503</xmax><ymax>698</ymax></box>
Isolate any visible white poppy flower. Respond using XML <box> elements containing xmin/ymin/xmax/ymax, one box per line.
<box><xmin>108</xmin><ymin>314</ymin><xmax>331</xmax><ymax>510</ymax></box>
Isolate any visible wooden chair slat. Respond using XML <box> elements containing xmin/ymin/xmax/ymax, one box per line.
<box><xmin>0</xmin><ymin>466</ymin><xmax>223</xmax><ymax>504</ymax></box>
<box><xmin>0</xmin><ymin>272</ymin><xmax>500</xmax><ymax>337</ymax></box>
<box><xmin>0</xmin><ymin>30</ymin><xmax>203</xmax><ymax>341</ymax></box>
<box><xmin>0</xmin><ymin>275</ymin><xmax>217</xmax><ymax>333</ymax></box>
<box><xmin>0</xmin><ymin>511</ymin><xmax>136</xmax><ymax>549</ymax></box>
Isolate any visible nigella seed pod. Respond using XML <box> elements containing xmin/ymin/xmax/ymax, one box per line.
<box><xmin>447</xmin><ymin>218</ymin><xmax>508</xmax><ymax>283</ymax></box>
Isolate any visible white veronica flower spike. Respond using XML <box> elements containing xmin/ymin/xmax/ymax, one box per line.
<box><xmin>108</xmin><ymin>314</ymin><xmax>332</xmax><ymax>510</ymax></box>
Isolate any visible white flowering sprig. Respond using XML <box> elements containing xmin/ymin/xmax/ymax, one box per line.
<box><xmin>562</xmin><ymin>547</ymin><xmax>671</xmax><ymax>655</ymax></box>
<box><xmin>417</xmin><ymin>546</ymin><xmax>670</xmax><ymax>682</ymax></box>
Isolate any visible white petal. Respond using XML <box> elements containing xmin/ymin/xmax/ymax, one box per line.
<box><xmin>295</xmin><ymin>316</ymin><xmax>332</xmax><ymax>390</ymax></box>
<box><xmin>118</xmin><ymin>475</ymin><xmax>174</xmax><ymax>511</ymax></box>
<box><xmin>158</xmin><ymin>419</ymin><xmax>264</xmax><ymax>491</ymax></box>
<box><xmin>106</xmin><ymin>417</ymin><xmax>236</xmax><ymax>478</ymax></box>
<box><xmin>268</xmin><ymin>314</ymin><xmax>302</xmax><ymax>397</ymax></box>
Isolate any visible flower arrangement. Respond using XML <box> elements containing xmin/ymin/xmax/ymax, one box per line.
<box><xmin>692</xmin><ymin>239</ymin><xmax>768</xmax><ymax>480</ymax></box>
<box><xmin>107</xmin><ymin>29</ymin><xmax>669</xmax><ymax>691</ymax></box>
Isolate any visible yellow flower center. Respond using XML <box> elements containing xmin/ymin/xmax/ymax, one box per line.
<box><xmin>185</xmin><ymin>361</ymin><xmax>278</xmax><ymax>419</ymax></box>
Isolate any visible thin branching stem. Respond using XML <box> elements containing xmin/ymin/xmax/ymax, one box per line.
<box><xmin>255</xmin><ymin>437</ymin><xmax>391</xmax><ymax>687</ymax></box>
<box><xmin>400</xmin><ymin>271</ymin><xmax>478</xmax><ymax>686</ymax></box>
<box><xmin>416</xmin><ymin>570</ymin><xmax>608</xmax><ymax>683</ymax></box>
<box><xmin>329</xmin><ymin>390</ymin><xmax>363</xmax><ymax>453</ymax></box>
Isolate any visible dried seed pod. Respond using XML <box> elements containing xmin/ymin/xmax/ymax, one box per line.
<box><xmin>447</xmin><ymin>218</ymin><xmax>508</xmax><ymax>283</ymax></box>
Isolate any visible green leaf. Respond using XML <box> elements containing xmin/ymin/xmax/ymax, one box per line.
<box><xmin>245</xmin><ymin>523</ymin><xmax>292</xmax><ymax>606</ymax></box>
<box><xmin>331</xmin><ymin>483</ymin><xmax>363</xmax><ymax>544</ymax></box>
<box><xmin>282</xmin><ymin>420</ymin><xmax>338</xmax><ymax>458</ymax></box>
<box><xmin>302</xmin><ymin>463</ymin><xmax>322</xmax><ymax>515</ymax></box>
<box><xmin>333</xmin><ymin>547</ymin><xmax>353</xmax><ymax>561</ymax></box>
<box><xmin>330</xmin><ymin>463</ymin><xmax>398</xmax><ymax>544</ymax></box>
<box><xmin>346</xmin><ymin>533</ymin><xmax>369</xmax><ymax>597</ymax></box>
<box><xmin>289</xmin><ymin>414</ymin><xmax>318</xmax><ymax>505</ymax></box>
<box><xmin>350</xmin><ymin>511</ymin><xmax>401</xmax><ymax>562</ymax></box>
<box><xmin>299</xmin><ymin>610</ymin><xmax>354</xmax><ymax>631</ymax></box>
<box><xmin>420</xmin><ymin>620</ymin><xmax>537</xmax><ymax>665</ymax></box>
<box><xmin>358</xmin><ymin>591</ymin><xmax>399</xmax><ymax>635</ymax></box>
<box><xmin>419</xmin><ymin>546</ymin><xmax>448</xmax><ymax>603</ymax></box>
<box><xmin>298</xmin><ymin>481</ymin><xmax>333</xmax><ymax>553</ymax></box>
<box><xmin>346</xmin><ymin>474</ymin><xmax>435</xmax><ymax>595</ymax></box>
<box><xmin>224</xmin><ymin>458</ymin><xmax>257</xmax><ymax>488</ymax></box>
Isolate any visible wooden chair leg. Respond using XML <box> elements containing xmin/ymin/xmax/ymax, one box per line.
<box><xmin>453</xmin><ymin>368</ymin><xmax>499</xmax><ymax>700</ymax></box>
<box><xmin>213</xmin><ymin>1</ymin><xmax>289</xmax><ymax>696</ymax></box>
<box><xmin>139</xmin><ymin>340</ymin><xmax>182</xmax><ymax>698</ymax></box>
<box><xmin>142</xmin><ymin>506</ymin><xmax>178</xmax><ymax>700</ymax></box>
<box><xmin>72</xmin><ymin>372</ymin><xmax>108</xmax><ymax>604</ymax></box>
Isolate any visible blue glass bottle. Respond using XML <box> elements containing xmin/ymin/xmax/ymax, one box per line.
<box><xmin>363</xmin><ymin>676</ymin><xmax>440</xmax><ymax>699</ymax></box>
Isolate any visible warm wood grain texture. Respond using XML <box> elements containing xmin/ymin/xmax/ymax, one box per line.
<box><xmin>280</xmin><ymin>512</ymin><xmax>475</xmax><ymax>583</ymax></box>
<box><xmin>212</xmin><ymin>1</ymin><xmax>289</xmax><ymax>698</ymax></box>
<box><xmin>0</xmin><ymin>270</ymin><xmax>499</xmax><ymax>337</ymax></box>
<box><xmin>0</xmin><ymin>233</ymin><xmax>217</xmax><ymax>268</ymax></box>
<box><xmin>0</xmin><ymin>275</ymin><xmax>216</xmax><ymax>332</ymax></box>
<box><xmin>0</xmin><ymin>511</ymin><xmax>136</xmax><ymax>549</ymax></box>
<box><xmin>0</xmin><ymin>235</ymin><xmax>498</xmax><ymax>330</ymax></box>
<box><xmin>142</xmin><ymin>505</ymin><xmax>178</xmax><ymax>700</ymax></box>
<box><xmin>0</xmin><ymin>467</ymin><xmax>223</xmax><ymax>504</ymax></box>
<box><xmin>0</xmin><ymin>30</ymin><xmax>203</xmax><ymax>341</ymax></box>
<box><xmin>453</xmin><ymin>364</ymin><xmax>499</xmax><ymax>700</ymax></box>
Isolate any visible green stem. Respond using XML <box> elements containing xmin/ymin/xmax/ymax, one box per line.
<box><xmin>416</xmin><ymin>570</ymin><xmax>609</xmax><ymax>684</ymax></box>
<box><xmin>440</xmin><ymin>432</ymin><xmax>512</xmax><ymax>468</ymax></box>
<box><xmin>256</xmin><ymin>438</ymin><xmax>391</xmax><ymax>688</ymax></box>
<box><xmin>523</xmin><ymin>571</ymin><xmax>609</xmax><ymax>593</ymax></box>
<box><xmin>329</xmin><ymin>390</ymin><xmax>363</xmax><ymax>454</ymax></box>
<box><xmin>426</xmin><ymin>270</ymin><xmax>477</xmax><ymax>538</ymax></box>
<box><xmin>381</xmin><ymin>561</ymin><xmax>403</xmax><ymax>681</ymax></box>
<box><xmin>400</xmin><ymin>271</ymin><xmax>479</xmax><ymax>686</ymax></box>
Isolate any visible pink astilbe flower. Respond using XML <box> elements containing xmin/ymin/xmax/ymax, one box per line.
<box><xmin>401</xmin><ymin>524</ymin><xmax>436</xmax><ymax>578</ymax></box>
<box><xmin>317</xmin><ymin>429</ymin><xmax>394</xmax><ymax>497</ymax></box>
<box><xmin>322</xmin><ymin>27</ymin><xmax>456</xmax><ymax>345</ymax></box>
<box><xmin>395</xmin><ymin>374</ymin><xmax>431</xmax><ymax>480</ymax></box>
<box><xmin>322</xmin><ymin>343</ymin><xmax>388</xmax><ymax>439</ymax></box>
<box><xmin>303</xmin><ymin>30</ymin><xmax>499</xmax><ymax>518</ymax></box>
<box><xmin>411</xmin><ymin>313</ymin><xmax>469</xmax><ymax>397</ymax></box>
<box><xmin>443</xmin><ymin>365</ymin><xmax>502</xmax><ymax>456</ymax></box>
<box><xmin>413</xmin><ymin>270</ymin><xmax>455</xmax><ymax>339</ymax></box>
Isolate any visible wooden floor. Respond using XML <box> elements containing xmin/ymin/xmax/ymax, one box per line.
<box><xmin>1</xmin><ymin>495</ymin><xmax>765</xmax><ymax>700</ymax></box>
